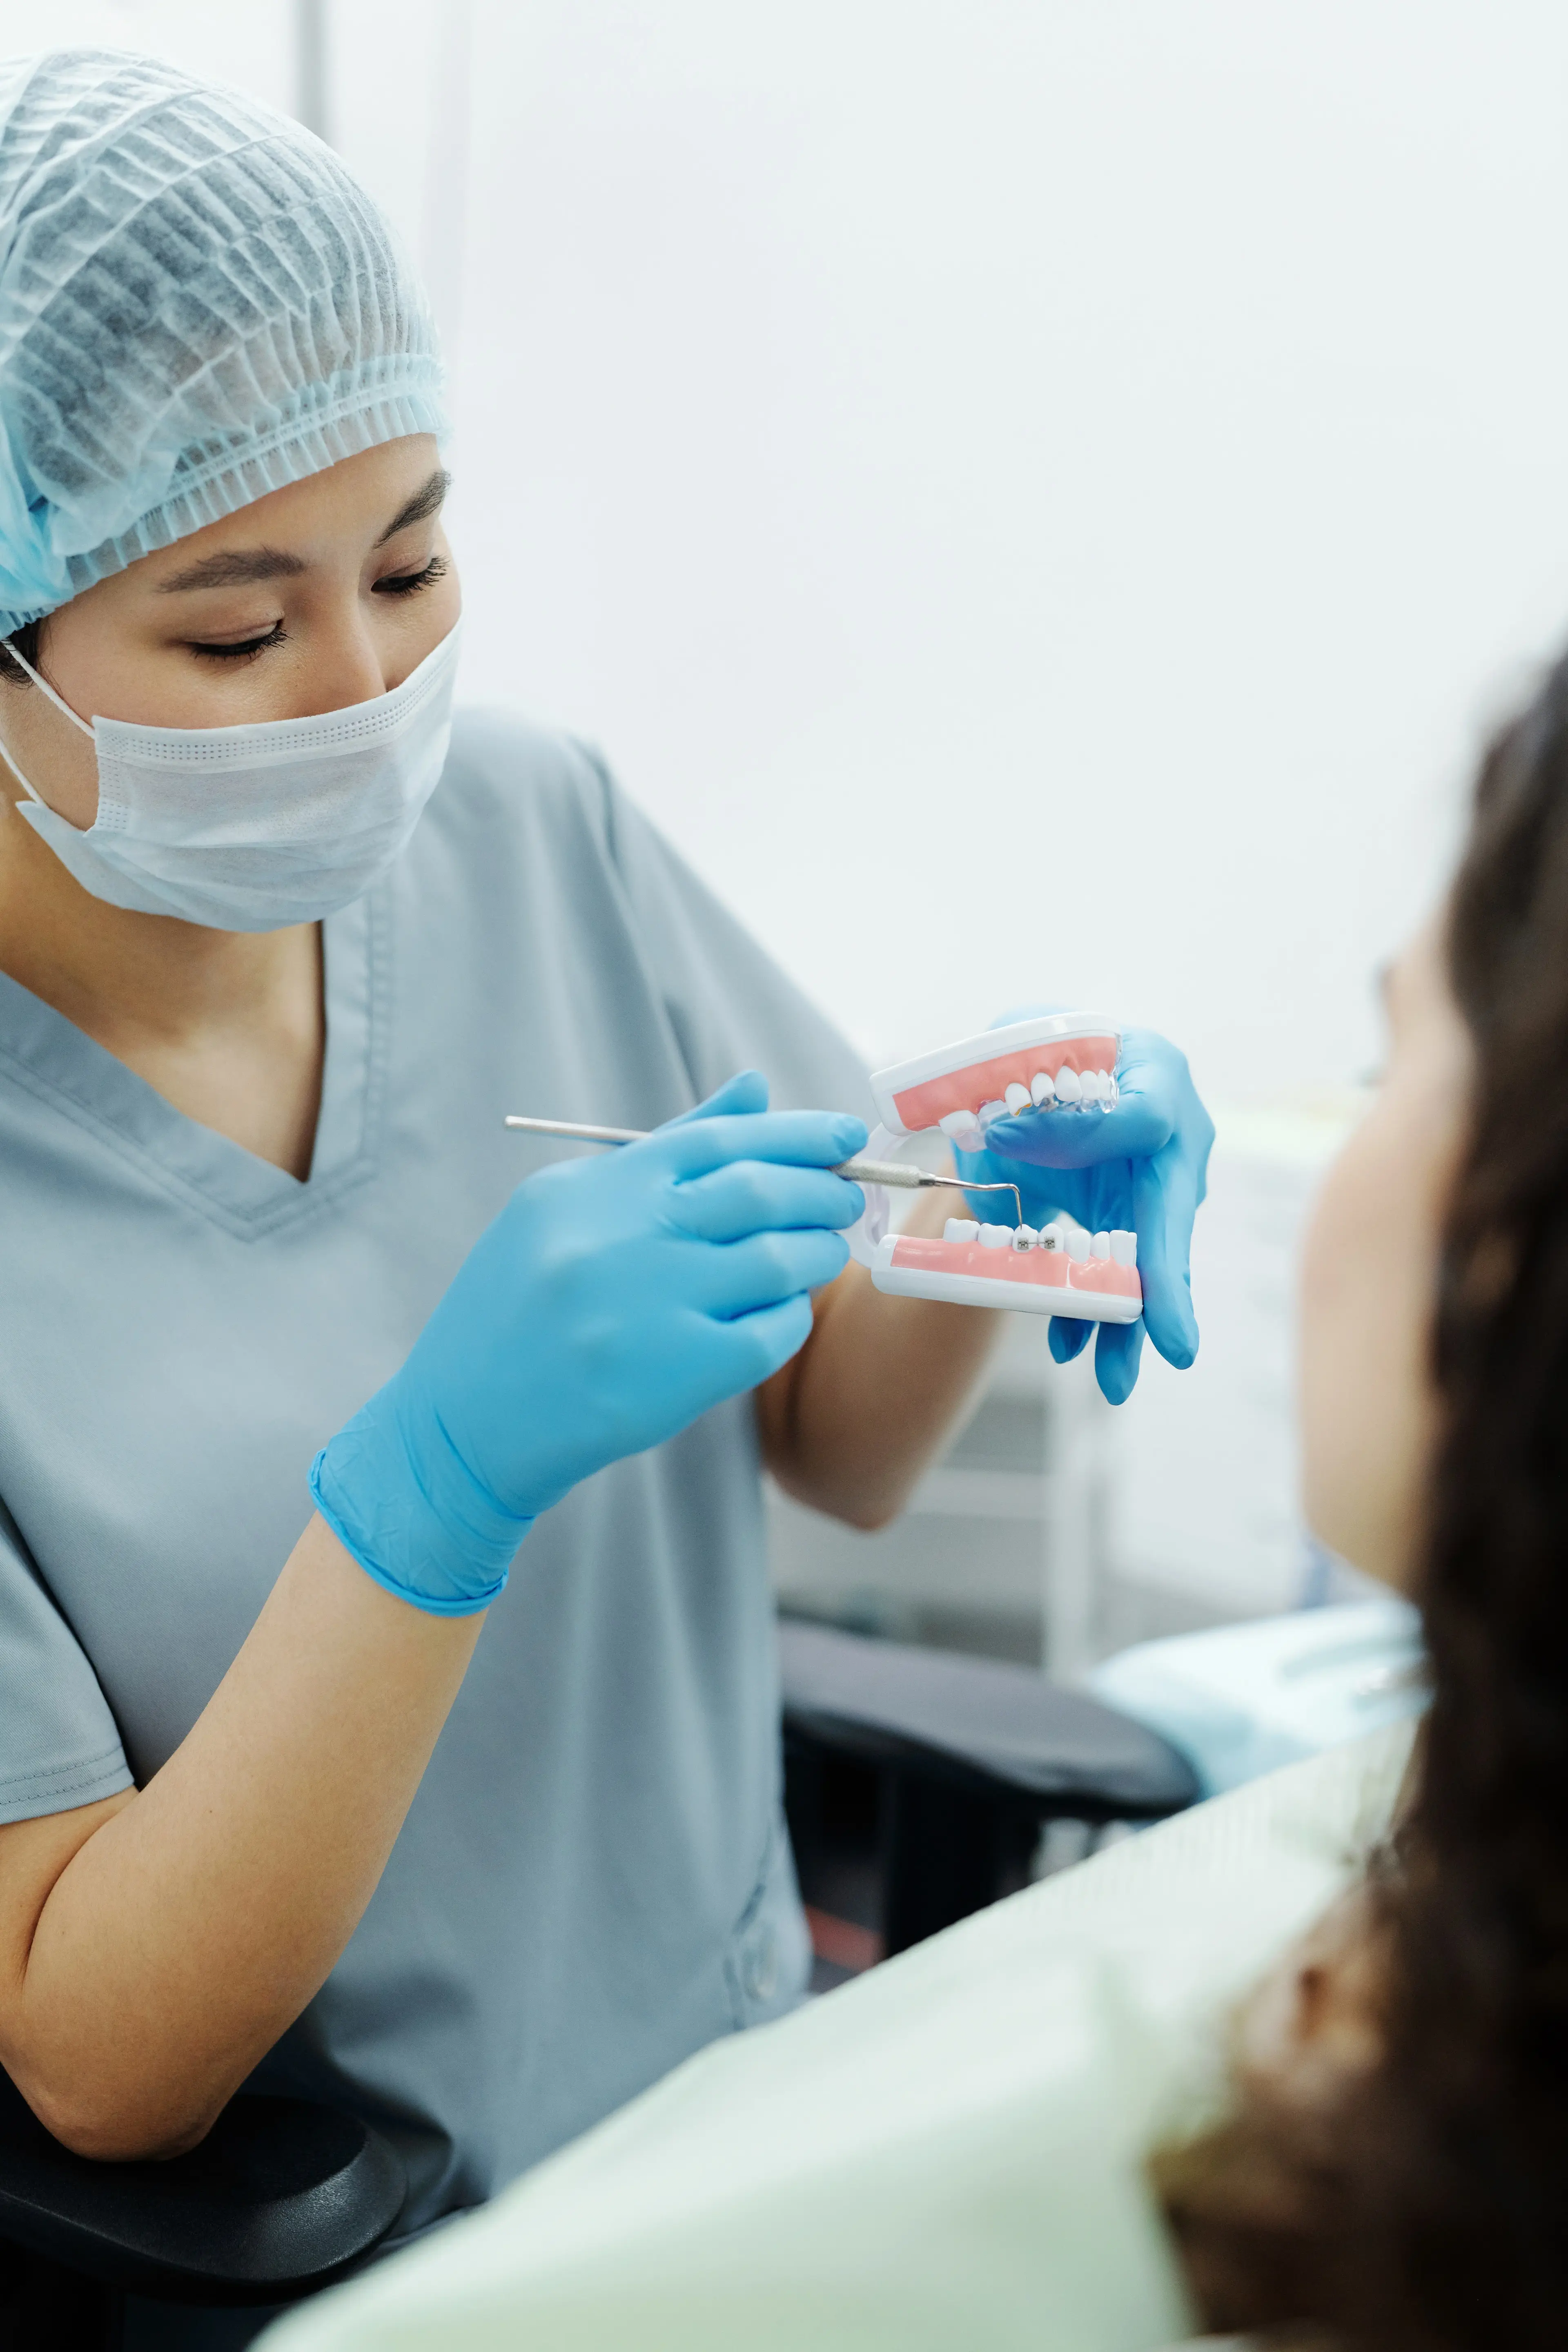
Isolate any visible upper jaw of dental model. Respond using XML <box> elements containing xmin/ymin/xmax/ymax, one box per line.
<box><xmin>940</xmin><ymin>1065</ymin><xmax>1119</xmax><ymax>1146</ymax></box>
<box><xmin>869</xmin><ymin>1013</ymin><xmax>1122</xmax><ymax>1150</ymax></box>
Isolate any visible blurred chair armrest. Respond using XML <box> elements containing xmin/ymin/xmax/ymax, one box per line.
<box><xmin>0</xmin><ymin>2067</ymin><xmax>404</xmax><ymax>2309</ymax></box>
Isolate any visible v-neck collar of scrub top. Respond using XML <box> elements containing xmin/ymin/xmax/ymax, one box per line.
<box><xmin>0</xmin><ymin>882</ymin><xmax>389</xmax><ymax>1241</ymax></box>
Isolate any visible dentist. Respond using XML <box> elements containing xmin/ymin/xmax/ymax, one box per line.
<box><xmin>0</xmin><ymin>49</ymin><xmax>1209</xmax><ymax>2349</ymax></box>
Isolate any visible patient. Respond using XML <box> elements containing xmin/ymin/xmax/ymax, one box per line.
<box><xmin>1155</xmin><ymin>653</ymin><xmax>1568</xmax><ymax>2348</ymax></box>
<box><xmin>265</xmin><ymin>666</ymin><xmax>1568</xmax><ymax>2352</ymax></box>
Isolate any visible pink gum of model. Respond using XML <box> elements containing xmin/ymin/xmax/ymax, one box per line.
<box><xmin>889</xmin><ymin>1032</ymin><xmax>1119</xmax><ymax>1133</ymax></box>
<box><xmin>886</xmin><ymin>1235</ymin><xmax>1141</xmax><ymax>1300</ymax></box>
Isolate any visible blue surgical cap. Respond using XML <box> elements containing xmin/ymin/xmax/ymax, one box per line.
<box><xmin>0</xmin><ymin>48</ymin><xmax>448</xmax><ymax>636</ymax></box>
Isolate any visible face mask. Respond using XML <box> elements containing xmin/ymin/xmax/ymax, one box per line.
<box><xmin>0</xmin><ymin>621</ymin><xmax>461</xmax><ymax>931</ymax></box>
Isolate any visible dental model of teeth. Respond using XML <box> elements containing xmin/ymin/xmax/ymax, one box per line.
<box><xmin>869</xmin><ymin>1010</ymin><xmax>1121</xmax><ymax>1156</ymax></box>
<box><xmin>846</xmin><ymin>1012</ymin><xmax>1143</xmax><ymax>1323</ymax></box>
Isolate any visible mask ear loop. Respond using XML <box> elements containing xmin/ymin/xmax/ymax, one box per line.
<box><xmin>2</xmin><ymin>636</ymin><xmax>94</xmax><ymax>733</ymax></box>
<box><xmin>0</xmin><ymin>634</ymin><xmax>96</xmax><ymax>810</ymax></box>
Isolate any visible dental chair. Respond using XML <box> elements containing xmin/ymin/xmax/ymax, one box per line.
<box><xmin>780</xmin><ymin>1617</ymin><xmax>1199</xmax><ymax>1969</ymax></box>
<box><xmin>0</xmin><ymin>1624</ymin><xmax>1195</xmax><ymax>2349</ymax></box>
<box><xmin>0</xmin><ymin>2069</ymin><xmax>403</xmax><ymax>2352</ymax></box>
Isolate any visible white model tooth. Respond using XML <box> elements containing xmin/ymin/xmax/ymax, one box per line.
<box><xmin>1109</xmin><ymin>1228</ymin><xmax>1137</xmax><ymax>1266</ymax></box>
<box><xmin>1004</xmin><ymin>1082</ymin><xmax>1030</xmax><ymax>1116</ymax></box>
<box><xmin>944</xmin><ymin>1217</ymin><xmax>980</xmax><ymax>1243</ymax></box>
<box><xmin>1011</xmin><ymin>1224</ymin><xmax>1038</xmax><ymax>1252</ymax></box>
<box><xmin>977</xmin><ymin>1099</ymin><xmax>1008</xmax><ymax>1129</ymax></box>
<box><xmin>1038</xmin><ymin>1221</ymin><xmax>1064</xmax><ymax>1251</ymax></box>
<box><xmin>1091</xmin><ymin>1230</ymin><xmax>1111</xmax><ymax>1261</ymax></box>
<box><xmin>1054</xmin><ymin>1067</ymin><xmax>1082</xmax><ymax>1106</ymax></box>
<box><xmin>1078</xmin><ymin>1069</ymin><xmax>1101</xmax><ymax>1104</ymax></box>
<box><xmin>1096</xmin><ymin>1068</ymin><xmax>1115</xmax><ymax>1112</ymax></box>
<box><xmin>1030</xmin><ymin>1070</ymin><xmax>1056</xmax><ymax>1107</ymax></box>
<box><xmin>978</xmin><ymin>1223</ymin><xmax>1010</xmax><ymax>1249</ymax></box>
<box><xmin>938</xmin><ymin>1109</ymin><xmax>974</xmax><ymax>1139</ymax></box>
<box><xmin>1066</xmin><ymin>1225</ymin><xmax>1090</xmax><ymax>1264</ymax></box>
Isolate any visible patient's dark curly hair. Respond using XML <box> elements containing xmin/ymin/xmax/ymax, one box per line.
<box><xmin>1150</xmin><ymin>649</ymin><xmax>1568</xmax><ymax>2349</ymax></box>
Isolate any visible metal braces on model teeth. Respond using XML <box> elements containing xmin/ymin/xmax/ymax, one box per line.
<box><xmin>933</xmin><ymin>1062</ymin><xmax>1118</xmax><ymax>1155</ymax></box>
<box><xmin>844</xmin><ymin>1012</ymin><xmax>1143</xmax><ymax>1322</ymax></box>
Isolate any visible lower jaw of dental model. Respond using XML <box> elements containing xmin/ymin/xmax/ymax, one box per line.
<box><xmin>869</xmin><ymin>1220</ymin><xmax>1143</xmax><ymax>1322</ymax></box>
<box><xmin>846</xmin><ymin>1011</ymin><xmax>1144</xmax><ymax>1320</ymax></box>
<box><xmin>869</xmin><ymin>1010</ymin><xmax>1123</xmax><ymax>1154</ymax></box>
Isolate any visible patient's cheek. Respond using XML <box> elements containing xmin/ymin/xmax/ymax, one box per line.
<box><xmin>1298</xmin><ymin>1120</ymin><xmax>1434</xmax><ymax>1585</ymax></box>
<box><xmin>1298</xmin><ymin>950</ymin><xmax>1470</xmax><ymax>1587</ymax></box>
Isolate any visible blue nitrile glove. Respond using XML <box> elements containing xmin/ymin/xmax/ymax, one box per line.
<box><xmin>952</xmin><ymin>1021</ymin><xmax>1214</xmax><ymax>1407</ymax></box>
<box><xmin>311</xmin><ymin>1072</ymin><xmax>866</xmax><ymax>1614</ymax></box>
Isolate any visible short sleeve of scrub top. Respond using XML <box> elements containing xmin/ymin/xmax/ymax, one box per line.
<box><xmin>0</xmin><ymin>711</ymin><xmax>875</xmax><ymax>2246</ymax></box>
<box><xmin>0</xmin><ymin>1494</ymin><xmax>132</xmax><ymax>1823</ymax></box>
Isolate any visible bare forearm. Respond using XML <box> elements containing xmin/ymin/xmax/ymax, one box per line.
<box><xmin>758</xmin><ymin>1180</ymin><xmax>1002</xmax><ymax>1529</ymax></box>
<box><xmin>0</xmin><ymin>1516</ymin><xmax>481</xmax><ymax>2159</ymax></box>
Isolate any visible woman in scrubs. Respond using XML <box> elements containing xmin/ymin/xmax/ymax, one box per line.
<box><xmin>0</xmin><ymin>49</ymin><xmax>1209</xmax><ymax>2347</ymax></box>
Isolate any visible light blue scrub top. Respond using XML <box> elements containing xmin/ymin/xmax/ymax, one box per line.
<box><xmin>0</xmin><ymin>711</ymin><xmax>872</xmax><ymax>2238</ymax></box>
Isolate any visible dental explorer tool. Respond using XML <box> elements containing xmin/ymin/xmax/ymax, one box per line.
<box><xmin>501</xmin><ymin>1115</ymin><xmax>1025</xmax><ymax>1226</ymax></box>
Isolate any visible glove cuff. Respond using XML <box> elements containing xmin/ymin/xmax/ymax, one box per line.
<box><xmin>310</xmin><ymin>1388</ymin><xmax>532</xmax><ymax>1616</ymax></box>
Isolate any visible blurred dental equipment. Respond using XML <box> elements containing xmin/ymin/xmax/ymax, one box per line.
<box><xmin>1089</xmin><ymin>1598</ymin><xmax>1428</xmax><ymax>1796</ymax></box>
<box><xmin>844</xmin><ymin>1014</ymin><xmax>1143</xmax><ymax>1322</ymax></box>
<box><xmin>501</xmin><ymin>1112</ymin><xmax>1026</xmax><ymax>1224</ymax></box>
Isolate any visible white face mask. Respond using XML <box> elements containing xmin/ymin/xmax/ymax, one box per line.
<box><xmin>0</xmin><ymin>622</ymin><xmax>461</xmax><ymax>931</ymax></box>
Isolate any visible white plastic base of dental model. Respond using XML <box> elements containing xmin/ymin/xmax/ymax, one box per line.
<box><xmin>867</xmin><ymin>1234</ymin><xmax>1143</xmax><ymax>1322</ymax></box>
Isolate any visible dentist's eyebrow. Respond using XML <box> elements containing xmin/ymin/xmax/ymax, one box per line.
<box><xmin>375</xmin><ymin>468</ymin><xmax>450</xmax><ymax>546</ymax></box>
<box><xmin>151</xmin><ymin>471</ymin><xmax>451</xmax><ymax>592</ymax></box>
<box><xmin>156</xmin><ymin>546</ymin><xmax>308</xmax><ymax>591</ymax></box>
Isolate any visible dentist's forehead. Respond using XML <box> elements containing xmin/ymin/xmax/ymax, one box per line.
<box><xmin>140</xmin><ymin>469</ymin><xmax>454</xmax><ymax>599</ymax></box>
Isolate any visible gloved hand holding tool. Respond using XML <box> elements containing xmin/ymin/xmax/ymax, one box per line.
<box><xmin>953</xmin><ymin>1021</ymin><xmax>1214</xmax><ymax>1407</ymax></box>
<box><xmin>313</xmin><ymin>1072</ymin><xmax>866</xmax><ymax>1613</ymax></box>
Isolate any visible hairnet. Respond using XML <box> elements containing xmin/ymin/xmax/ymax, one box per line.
<box><xmin>0</xmin><ymin>48</ymin><xmax>448</xmax><ymax>636</ymax></box>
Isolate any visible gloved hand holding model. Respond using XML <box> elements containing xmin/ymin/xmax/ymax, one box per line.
<box><xmin>312</xmin><ymin>1073</ymin><xmax>866</xmax><ymax>1614</ymax></box>
<box><xmin>953</xmin><ymin>1022</ymin><xmax>1214</xmax><ymax>1407</ymax></box>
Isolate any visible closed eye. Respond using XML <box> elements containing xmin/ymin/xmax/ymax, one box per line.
<box><xmin>375</xmin><ymin>554</ymin><xmax>449</xmax><ymax>597</ymax></box>
<box><xmin>187</xmin><ymin>620</ymin><xmax>287</xmax><ymax>662</ymax></box>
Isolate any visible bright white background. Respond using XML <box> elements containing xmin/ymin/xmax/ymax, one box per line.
<box><xmin>14</xmin><ymin>0</ymin><xmax>1568</xmax><ymax>1097</ymax></box>
<box><xmin>11</xmin><ymin>1</ymin><xmax>1568</xmax><ymax>1625</ymax></box>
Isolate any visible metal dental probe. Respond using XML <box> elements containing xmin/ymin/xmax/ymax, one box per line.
<box><xmin>501</xmin><ymin>1115</ymin><xmax>1025</xmax><ymax>1227</ymax></box>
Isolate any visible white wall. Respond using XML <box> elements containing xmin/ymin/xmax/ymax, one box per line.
<box><xmin>0</xmin><ymin>3</ymin><xmax>294</xmax><ymax>113</ymax></box>
<box><xmin>396</xmin><ymin>0</ymin><xmax>1568</xmax><ymax>1103</ymax></box>
<box><xmin>13</xmin><ymin>2</ymin><xmax>1568</xmax><ymax>1104</ymax></box>
<box><xmin>1111</xmin><ymin>1108</ymin><xmax>1348</xmax><ymax>1620</ymax></box>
